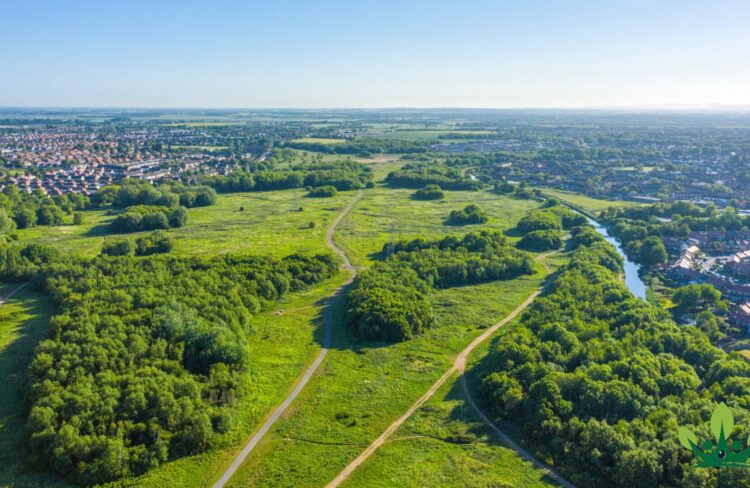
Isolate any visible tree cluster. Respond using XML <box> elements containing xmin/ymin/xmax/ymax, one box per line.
<box><xmin>385</xmin><ymin>162</ymin><xmax>481</xmax><ymax>191</ymax></box>
<box><xmin>447</xmin><ymin>204</ymin><xmax>488</xmax><ymax>225</ymax></box>
<box><xmin>346</xmin><ymin>231</ymin><xmax>534</xmax><ymax>342</ymax></box>
<box><xmin>22</xmin><ymin>251</ymin><xmax>337</xmax><ymax>484</ymax></box>
<box><xmin>108</xmin><ymin>205</ymin><xmax>189</xmax><ymax>233</ymax></box>
<box><xmin>480</xmin><ymin>234</ymin><xmax>750</xmax><ymax>487</ymax></box>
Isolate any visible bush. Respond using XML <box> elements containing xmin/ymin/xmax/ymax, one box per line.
<box><xmin>308</xmin><ymin>185</ymin><xmax>338</xmax><ymax>197</ymax></box>
<box><xmin>73</xmin><ymin>212</ymin><xmax>85</xmax><ymax>225</ymax></box>
<box><xmin>447</xmin><ymin>204</ymin><xmax>487</xmax><ymax>225</ymax></box>
<box><xmin>101</xmin><ymin>239</ymin><xmax>135</xmax><ymax>256</ymax></box>
<box><xmin>516</xmin><ymin>230</ymin><xmax>563</xmax><ymax>252</ymax></box>
<box><xmin>413</xmin><ymin>184</ymin><xmax>444</xmax><ymax>200</ymax></box>
<box><xmin>516</xmin><ymin>210</ymin><xmax>562</xmax><ymax>233</ymax></box>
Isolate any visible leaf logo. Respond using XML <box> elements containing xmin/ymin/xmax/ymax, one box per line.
<box><xmin>678</xmin><ymin>403</ymin><xmax>750</xmax><ymax>468</ymax></box>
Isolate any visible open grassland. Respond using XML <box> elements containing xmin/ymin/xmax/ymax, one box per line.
<box><xmin>338</xmin><ymin>186</ymin><xmax>540</xmax><ymax>268</ymax></box>
<box><xmin>0</xmin><ymin>285</ymin><xmax>69</xmax><ymax>487</ymax></box>
<box><xmin>339</xmin><ymin>375</ymin><xmax>558</xmax><ymax>488</ymax></box>
<box><xmin>535</xmin><ymin>187</ymin><xmax>642</xmax><ymax>213</ymax></box>
<box><xmin>13</xmin><ymin>189</ymin><xmax>355</xmax><ymax>258</ymax></box>
<box><xmin>220</xmin><ymin>252</ymin><xmax>554</xmax><ymax>487</ymax></box>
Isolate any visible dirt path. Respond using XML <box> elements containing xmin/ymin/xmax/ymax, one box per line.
<box><xmin>326</xmin><ymin>253</ymin><xmax>563</xmax><ymax>488</ymax></box>
<box><xmin>0</xmin><ymin>282</ymin><xmax>28</xmax><ymax>306</ymax></box>
<box><xmin>212</xmin><ymin>190</ymin><xmax>363</xmax><ymax>488</ymax></box>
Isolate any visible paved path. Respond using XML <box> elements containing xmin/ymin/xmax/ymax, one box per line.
<box><xmin>326</xmin><ymin>253</ymin><xmax>574</xmax><ymax>488</ymax></box>
<box><xmin>0</xmin><ymin>282</ymin><xmax>28</xmax><ymax>306</ymax></box>
<box><xmin>212</xmin><ymin>190</ymin><xmax>363</xmax><ymax>488</ymax></box>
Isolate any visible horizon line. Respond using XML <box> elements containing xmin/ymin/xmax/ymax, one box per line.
<box><xmin>1</xmin><ymin>104</ymin><xmax>749</xmax><ymax>113</ymax></box>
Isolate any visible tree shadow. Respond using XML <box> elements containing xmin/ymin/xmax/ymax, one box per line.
<box><xmin>0</xmin><ymin>284</ymin><xmax>68</xmax><ymax>485</ymax></box>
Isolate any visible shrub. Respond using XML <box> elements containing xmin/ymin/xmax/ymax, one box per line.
<box><xmin>413</xmin><ymin>184</ymin><xmax>444</xmax><ymax>200</ymax></box>
<box><xmin>516</xmin><ymin>230</ymin><xmax>563</xmax><ymax>252</ymax></box>
<box><xmin>308</xmin><ymin>185</ymin><xmax>338</xmax><ymax>197</ymax></box>
<box><xmin>447</xmin><ymin>204</ymin><xmax>487</xmax><ymax>225</ymax></box>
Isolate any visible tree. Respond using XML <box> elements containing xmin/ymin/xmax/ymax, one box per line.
<box><xmin>637</xmin><ymin>236</ymin><xmax>667</xmax><ymax>266</ymax></box>
<box><xmin>73</xmin><ymin>212</ymin><xmax>85</xmax><ymax>225</ymax></box>
<box><xmin>0</xmin><ymin>209</ymin><xmax>16</xmax><ymax>234</ymax></box>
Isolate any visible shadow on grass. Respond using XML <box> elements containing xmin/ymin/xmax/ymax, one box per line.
<box><xmin>444</xmin><ymin>334</ymin><xmax>565</xmax><ymax>488</ymax></box>
<box><xmin>0</xmin><ymin>285</ymin><xmax>68</xmax><ymax>486</ymax></box>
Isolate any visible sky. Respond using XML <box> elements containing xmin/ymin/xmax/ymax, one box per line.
<box><xmin>1</xmin><ymin>0</ymin><xmax>749</xmax><ymax>109</ymax></box>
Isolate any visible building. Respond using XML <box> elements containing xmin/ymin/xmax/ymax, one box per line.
<box><xmin>730</xmin><ymin>303</ymin><xmax>750</xmax><ymax>330</ymax></box>
<box><xmin>728</xmin><ymin>250</ymin><xmax>750</xmax><ymax>278</ymax></box>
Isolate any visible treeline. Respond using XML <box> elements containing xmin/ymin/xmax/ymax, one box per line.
<box><xmin>513</xmin><ymin>202</ymin><xmax>586</xmax><ymax>252</ymax></box>
<box><xmin>101</xmin><ymin>230</ymin><xmax>173</xmax><ymax>256</ymax></box>
<box><xmin>203</xmin><ymin>160</ymin><xmax>372</xmax><ymax>193</ymax></box>
<box><xmin>94</xmin><ymin>180</ymin><xmax>216</xmax><ymax>209</ymax></box>
<box><xmin>346</xmin><ymin>231</ymin><xmax>534</xmax><ymax>342</ymax></box>
<box><xmin>479</xmin><ymin>229</ymin><xmax>750</xmax><ymax>487</ymax></box>
<box><xmin>385</xmin><ymin>162</ymin><xmax>481</xmax><ymax>191</ymax></box>
<box><xmin>108</xmin><ymin>205</ymin><xmax>189</xmax><ymax>233</ymax></box>
<box><xmin>0</xmin><ymin>185</ymin><xmax>90</xmax><ymax>230</ymax></box>
<box><xmin>22</xmin><ymin>251</ymin><xmax>337</xmax><ymax>484</ymax></box>
<box><xmin>282</xmin><ymin>138</ymin><xmax>430</xmax><ymax>157</ymax></box>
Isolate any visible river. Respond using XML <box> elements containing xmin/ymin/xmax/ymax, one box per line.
<box><xmin>583</xmin><ymin>216</ymin><xmax>648</xmax><ymax>300</ymax></box>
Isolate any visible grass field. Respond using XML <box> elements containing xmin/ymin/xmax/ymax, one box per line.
<box><xmin>221</xmin><ymin>262</ymin><xmax>553</xmax><ymax>487</ymax></box>
<box><xmin>338</xmin><ymin>185</ymin><xmax>540</xmax><ymax>268</ymax></box>
<box><xmin>340</xmin><ymin>374</ymin><xmax>558</xmax><ymax>488</ymax></box>
<box><xmin>535</xmin><ymin>187</ymin><xmax>642</xmax><ymax>213</ymax></box>
<box><xmin>13</xmin><ymin>189</ymin><xmax>356</xmax><ymax>258</ymax></box>
<box><xmin>216</xmin><ymin>184</ymin><xmax>557</xmax><ymax>486</ymax></box>
<box><xmin>0</xmin><ymin>284</ymin><xmax>69</xmax><ymax>487</ymax></box>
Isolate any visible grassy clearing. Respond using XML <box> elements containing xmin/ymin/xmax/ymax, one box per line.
<box><xmin>338</xmin><ymin>185</ymin><xmax>540</xmax><ymax>268</ymax></box>
<box><xmin>207</xmin><ymin>183</ymin><xmax>548</xmax><ymax>486</ymax></box>
<box><xmin>340</xmin><ymin>374</ymin><xmax>558</xmax><ymax>488</ymax></box>
<box><xmin>13</xmin><ymin>189</ymin><xmax>355</xmax><ymax>258</ymax></box>
<box><xmin>0</xmin><ymin>285</ymin><xmax>69</xmax><ymax>487</ymax></box>
<box><xmin>535</xmin><ymin>187</ymin><xmax>642</xmax><ymax>213</ymax></box>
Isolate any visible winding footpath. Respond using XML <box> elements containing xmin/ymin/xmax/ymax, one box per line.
<box><xmin>326</xmin><ymin>253</ymin><xmax>575</xmax><ymax>488</ymax></box>
<box><xmin>212</xmin><ymin>190</ymin><xmax>363</xmax><ymax>488</ymax></box>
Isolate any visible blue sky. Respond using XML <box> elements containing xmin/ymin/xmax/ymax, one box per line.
<box><xmin>1</xmin><ymin>0</ymin><xmax>749</xmax><ymax>108</ymax></box>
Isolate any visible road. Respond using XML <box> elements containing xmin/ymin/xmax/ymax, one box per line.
<box><xmin>326</xmin><ymin>253</ymin><xmax>574</xmax><ymax>488</ymax></box>
<box><xmin>212</xmin><ymin>190</ymin><xmax>363</xmax><ymax>488</ymax></box>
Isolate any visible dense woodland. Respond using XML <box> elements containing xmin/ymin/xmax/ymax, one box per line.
<box><xmin>346</xmin><ymin>231</ymin><xmax>534</xmax><ymax>341</ymax></box>
<box><xmin>203</xmin><ymin>160</ymin><xmax>372</xmax><ymax>193</ymax></box>
<box><xmin>480</xmin><ymin>227</ymin><xmax>750</xmax><ymax>487</ymax></box>
<box><xmin>13</xmin><ymin>250</ymin><xmax>338</xmax><ymax>484</ymax></box>
<box><xmin>0</xmin><ymin>185</ymin><xmax>90</xmax><ymax>230</ymax></box>
<box><xmin>385</xmin><ymin>161</ymin><xmax>481</xmax><ymax>191</ymax></box>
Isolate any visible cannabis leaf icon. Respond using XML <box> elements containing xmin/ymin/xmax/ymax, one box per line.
<box><xmin>678</xmin><ymin>402</ymin><xmax>750</xmax><ymax>468</ymax></box>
